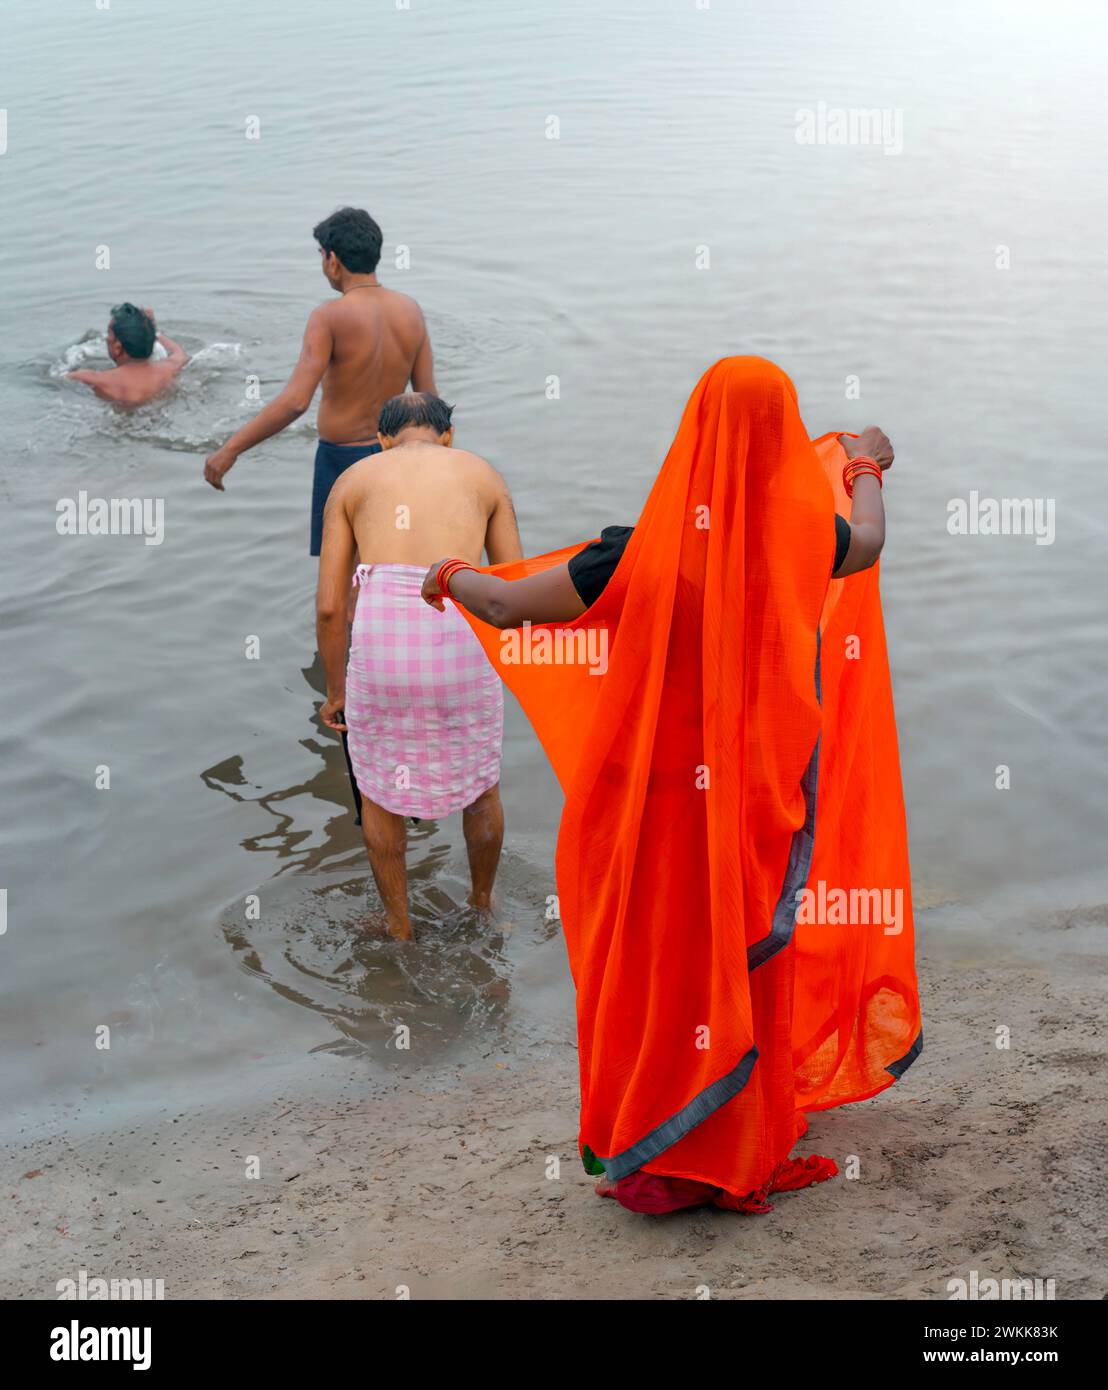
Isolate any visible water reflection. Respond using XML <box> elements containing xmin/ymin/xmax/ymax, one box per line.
<box><xmin>203</xmin><ymin>654</ymin><xmax>556</xmax><ymax>1056</ymax></box>
<box><xmin>219</xmin><ymin>870</ymin><xmax>519</xmax><ymax>1058</ymax></box>
<box><xmin>200</xmin><ymin>654</ymin><xmax>372</xmax><ymax>873</ymax></box>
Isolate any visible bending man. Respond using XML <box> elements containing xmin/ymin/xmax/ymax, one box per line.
<box><xmin>316</xmin><ymin>392</ymin><xmax>523</xmax><ymax>940</ymax></box>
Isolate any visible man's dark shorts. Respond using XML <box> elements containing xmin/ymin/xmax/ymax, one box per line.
<box><xmin>310</xmin><ymin>439</ymin><xmax>382</xmax><ymax>556</ymax></box>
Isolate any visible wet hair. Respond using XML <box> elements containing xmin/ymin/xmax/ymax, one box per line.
<box><xmin>109</xmin><ymin>303</ymin><xmax>156</xmax><ymax>359</ymax></box>
<box><xmin>378</xmin><ymin>392</ymin><xmax>455</xmax><ymax>438</ymax></box>
<box><xmin>313</xmin><ymin>207</ymin><xmax>383</xmax><ymax>274</ymax></box>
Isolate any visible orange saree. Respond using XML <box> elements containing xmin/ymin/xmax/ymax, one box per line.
<box><xmin>457</xmin><ymin>357</ymin><xmax>921</xmax><ymax>1205</ymax></box>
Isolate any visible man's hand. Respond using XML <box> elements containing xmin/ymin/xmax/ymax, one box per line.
<box><xmin>421</xmin><ymin>560</ymin><xmax>449</xmax><ymax>611</ymax></box>
<box><xmin>204</xmin><ymin>446</ymin><xmax>238</xmax><ymax>491</ymax></box>
<box><xmin>319</xmin><ymin>696</ymin><xmax>348</xmax><ymax>732</ymax></box>
<box><xmin>839</xmin><ymin>426</ymin><xmax>894</xmax><ymax>471</ymax></box>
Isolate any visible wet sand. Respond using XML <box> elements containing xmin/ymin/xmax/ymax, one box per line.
<box><xmin>3</xmin><ymin>906</ymin><xmax>1103</xmax><ymax>1301</ymax></box>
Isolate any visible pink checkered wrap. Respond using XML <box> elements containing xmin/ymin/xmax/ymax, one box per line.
<box><xmin>345</xmin><ymin>563</ymin><xmax>503</xmax><ymax>818</ymax></box>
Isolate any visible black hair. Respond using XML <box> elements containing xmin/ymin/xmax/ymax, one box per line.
<box><xmin>378</xmin><ymin>392</ymin><xmax>455</xmax><ymax>438</ymax></box>
<box><xmin>110</xmin><ymin>303</ymin><xmax>156</xmax><ymax>359</ymax></box>
<box><xmin>313</xmin><ymin>207</ymin><xmax>383</xmax><ymax>274</ymax></box>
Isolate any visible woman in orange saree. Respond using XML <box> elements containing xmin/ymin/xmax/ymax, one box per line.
<box><xmin>423</xmin><ymin>356</ymin><xmax>921</xmax><ymax>1214</ymax></box>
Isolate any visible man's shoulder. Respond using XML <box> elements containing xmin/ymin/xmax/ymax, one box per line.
<box><xmin>447</xmin><ymin>449</ymin><xmax>510</xmax><ymax>494</ymax></box>
<box><xmin>73</xmin><ymin>368</ymin><xmax>125</xmax><ymax>400</ymax></box>
<box><xmin>309</xmin><ymin>299</ymin><xmax>340</xmax><ymax>326</ymax></box>
<box><xmin>367</xmin><ymin>287</ymin><xmax>424</xmax><ymax>331</ymax></box>
<box><xmin>379</xmin><ymin>285</ymin><xmax>423</xmax><ymax>312</ymax></box>
<box><xmin>447</xmin><ymin>447</ymin><xmax>494</xmax><ymax>471</ymax></box>
<box><xmin>331</xmin><ymin>452</ymin><xmax>381</xmax><ymax>496</ymax></box>
<box><xmin>318</xmin><ymin>287</ymin><xmax>423</xmax><ymax>317</ymax></box>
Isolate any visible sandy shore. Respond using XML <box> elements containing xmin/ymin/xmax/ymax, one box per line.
<box><xmin>3</xmin><ymin>903</ymin><xmax>1104</xmax><ymax>1301</ymax></box>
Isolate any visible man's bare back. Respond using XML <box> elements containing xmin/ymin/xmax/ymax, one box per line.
<box><xmin>315</xmin><ymin>287</ymin><xmax>431</xmax><ymax>445</ymax></box>
<box><xmin>70</xmin><ymin>356</ymin><xmax>184</xmax><ymax>407</ymax></box>
<box><xmin>338</xmin><ymin>440</ymin><xmax>519</xmax><ymax>568</ymax></box>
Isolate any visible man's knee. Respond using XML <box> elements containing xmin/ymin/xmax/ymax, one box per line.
<box><xmin>361</xmin><ymin>806</ymin><xmax>407</xmax><ymax>856</ymax></box>
<box><xmin>464</xmin><ymin>783</ymin><xmax>501</xmax><ymax>816</ymax></box>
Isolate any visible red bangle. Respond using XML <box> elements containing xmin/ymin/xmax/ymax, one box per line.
<box><xmin>846</xmin><ymin>462</ymin><xmax>882</xmax><ymax>488</ymax></box>
<box><xmin>845</xmin><ymin>466</ymin><xmax>882</xmax><ymax>497</ymax></box>
<box><xmin>844</xmin><ymin>454</ymin><xmax>879</xmax><ymax>481</ymax></box>
<box><xmin>851</xmin><ymin>463</ymin><xmax>883</xmax><ymax>487</ymax></box>
<box><xmin>436</xmin><ymin>559</ymin><xmax>477</xmax><ymax>596</ymax></box>
<box><xmin>437</xmin><ymin>560</ymin><xmax>464</xmax><ymax>593</ymax></box>
<box><xmin>843</xmin><ymin>455</ymin><xmax>883</xmax><ymax>498</ymax></box>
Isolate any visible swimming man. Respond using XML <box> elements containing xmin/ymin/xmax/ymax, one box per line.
<box><xmin>68</xmin><ymin>304</ymin><xmax>188</xmax><ymax>406</ymax></box>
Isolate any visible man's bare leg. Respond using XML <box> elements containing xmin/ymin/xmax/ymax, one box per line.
<box><xmin>463</xmin><ymin>782</ymin><xmax>504</xmax><ymax>910</ymax></box>
<box><xmin>359</xmin><ymin>794</ymin><xmax>412</xmax><ymax>939</ymax></box>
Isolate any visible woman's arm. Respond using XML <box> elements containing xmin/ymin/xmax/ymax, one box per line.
<box><xmin>422</xmin><ymin>560</ymin><xmax>586</xmax><ymax>628</ymax></box>
<box><xmin>835</xmin><ymin>425</ymin><xmax>893</xmax><ymax>576</ymax></box>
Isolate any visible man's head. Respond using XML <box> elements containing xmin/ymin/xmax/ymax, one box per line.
<box><xmin>377</xmin><ymin>393</ymin><xmax>455</xmax><ymax>449</ymax></box>
<box><xmin>314</xmin><ymin>207</ymin><xmax>383</xmax><ymax>287</ymax></box>
<box><xmin>107</xmin><ymin>304</ymin><xmax>156</xmax><ymax>362</ymax></box>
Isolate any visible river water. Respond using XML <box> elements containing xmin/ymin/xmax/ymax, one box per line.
<box><xmin>2</xmin><ymin>0</ymin><xmax>1106</xmax><ymax>1136</ymax></box>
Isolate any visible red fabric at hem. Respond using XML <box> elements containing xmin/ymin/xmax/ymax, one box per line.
<box><xmin>597</xmin><ymin>1154</ymin><xmax>839</xmax><ymax>1215</ymax></box>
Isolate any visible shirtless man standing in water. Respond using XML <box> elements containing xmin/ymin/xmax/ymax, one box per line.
<box><xmin>203</xmin><ymin>207</ymin><xmax>436</xmax><ymax>557</ymax></box>
<box><xmin>316</xmin><ymin>392</ymin><xmax>522</xmax><ymax>939</ymax></box>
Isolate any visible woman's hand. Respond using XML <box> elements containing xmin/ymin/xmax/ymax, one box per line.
<box><xmin>839</xmin><ymin>426</ymin><xmax>894</xmax><ymax>471</ymax></box>
<box><xmin>319</xmin><ymin>696</ymin><xmax>348</xmax><ymax>732</ymax></box>
<box><xmin>421</xmin><ymin>560</ymin><xmax>450</xmax><ymax>611</ymax></box>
